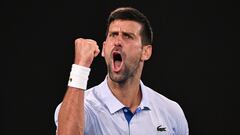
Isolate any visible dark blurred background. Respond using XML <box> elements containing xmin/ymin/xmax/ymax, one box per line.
<box><xmin>3</xmin><ymin>0</ymin><xmax>235</xmax><ymax>135</ymax></box>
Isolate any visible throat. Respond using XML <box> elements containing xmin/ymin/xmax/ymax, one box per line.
<box><xmin>107</xmin><ymin>77</ymin><xmax>142</xmax><ymax>110</ymax></box>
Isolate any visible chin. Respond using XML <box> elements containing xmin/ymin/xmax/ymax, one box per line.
<box><xmin>108</xmin><ymin>71</ymin><xmax>129</xmax><ymax>84</ymax></box>
<box><xmin>107</xmin><ymin>64</ymin><xmax>133</xmax><ymax>84</ymax></box>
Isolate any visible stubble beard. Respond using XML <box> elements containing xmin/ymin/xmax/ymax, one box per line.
<box><xmin>107</xmin><ymin>59</ymin><xmax>141</xmax><ymax>84</ymax></box>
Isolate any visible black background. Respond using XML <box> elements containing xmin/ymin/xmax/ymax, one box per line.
<box><xmin>3</xmin><ymin>0</ymin><xmax>235</xmax><ymax>135</ymax></box>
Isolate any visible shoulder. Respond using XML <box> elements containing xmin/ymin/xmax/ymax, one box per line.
<box><xmin>143</xmin><ymin>84</ymin><xmax>187</xmax><ymax>122</ymax></box>
<box><xmin>143</xmin><ymin>85</ymin><xmax>189</xmax><ymax>134</ymax></box>
<box><xmin>143</xmin><ymin>85</ymin><xmax>180</xmax><ymax>110</ymax></box>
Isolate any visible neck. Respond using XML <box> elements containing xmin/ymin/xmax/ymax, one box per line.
<box><xmin>107</xmin><ymin>76</ymin><xmax>142</xmax><ymax>113</ymax></box>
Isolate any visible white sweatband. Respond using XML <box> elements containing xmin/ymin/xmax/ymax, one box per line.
<box><xmin>68</xmin><ymin>64</ymin><xmax>91</xmax><ymax>90</ymax></box>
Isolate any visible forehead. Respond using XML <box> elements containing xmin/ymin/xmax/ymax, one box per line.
<box><xmin>108</xmin><ymin>20</ymin><xmax>142</xmax><ymax>34</ymax></box>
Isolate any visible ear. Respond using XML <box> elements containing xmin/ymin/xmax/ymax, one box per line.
<box><xmin>141</xmin><ymin>45</ymin><xmax>152</xmax><ymax>61</ymax></box>
<box><xmin>101</xmin><ymin>41</ymin><xmax>106</xmax><ymax>57</ymax></box>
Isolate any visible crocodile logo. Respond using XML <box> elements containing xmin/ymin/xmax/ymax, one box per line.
<box><xmin>157</xmin><ymin>125</ymin><xmax>166</xmax><ymax>132</ymax></box>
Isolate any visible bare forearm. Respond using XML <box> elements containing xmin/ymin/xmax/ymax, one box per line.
<box><xmin>56</xmin><ymin>38</ymin><xmax>99</xmax><ymax>135</ymax></box>
<box><xmin>57</xmin><ymin>87</ymin><xmax>84</xmax><ymax>135</ymax></box>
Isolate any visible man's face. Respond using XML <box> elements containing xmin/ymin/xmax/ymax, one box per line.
<box><xmin>102</xmin><ymin>20</ymin><xmax>150</xmax><ymax>83</ymax></box>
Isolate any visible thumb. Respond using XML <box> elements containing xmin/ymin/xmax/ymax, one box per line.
<box><xmin>94</xmin><ymin>48</ymin><xmax>100</xmax><ymax>57</ymax></box>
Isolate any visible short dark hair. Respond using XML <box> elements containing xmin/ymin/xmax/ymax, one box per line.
<box><xmin>106</xmin><ymin>7</ymin><xmax>153</xmax><ymax>45</ymax></box>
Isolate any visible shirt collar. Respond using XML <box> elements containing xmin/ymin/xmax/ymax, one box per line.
<box><xmin>96</xmin><ymin>77</ymin><xmax>151</xmax><ymax>114</ymax></box>
<box><xmin>139</xmin><ymin>81</ymin><xmax>151</xmax><ymax>110</ymax></box>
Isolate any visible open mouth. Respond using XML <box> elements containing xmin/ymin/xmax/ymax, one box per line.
<box><xmin>113</xmin><ymin>52</ymin><xmax>122</xmax><ymax>62</ymax></box>
<box><xmin>112</xmin><ymin>51</ymin><xmax>123</xmax><ymax>72</ymax></box>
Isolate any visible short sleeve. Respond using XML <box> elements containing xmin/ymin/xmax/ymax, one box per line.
<box><xmin>174</xmin><ymin>103</ymin><xmax>189</xmax><ymax>135</ymax></box>
<box><xmin>54</xmin><ymin>103</ymin><xmax>62</xmax><ymax>127</ymax></box>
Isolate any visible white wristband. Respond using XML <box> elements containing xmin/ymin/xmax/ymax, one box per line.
<box><xmin>68</xmin><ymin>64</ymin><xmax>91</xmax><ymax>90</ymax></box>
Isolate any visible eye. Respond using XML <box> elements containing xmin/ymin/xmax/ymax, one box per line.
<box><xmin>109</xmin><ymin>32</ymin><xmax>118</xmax><ymax>37</ymax></box>
<box><xmin>123</xmin><ymin>33</ymin><xmax>133</xmax><ymax>39</ymax></box>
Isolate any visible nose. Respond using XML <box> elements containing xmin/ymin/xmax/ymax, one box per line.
<box><xmin>114</xmin><ymin>35</ymin><xmax>123</xmax><ymax>47</ymax></box>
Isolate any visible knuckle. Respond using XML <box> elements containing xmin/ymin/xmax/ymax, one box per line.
<box><xmin>75</xmin><ymin>38</ymin><xmax>83</xmax><ymax>45</ymax></box>
<box><xmin>87</xmin><ymin>39</ymin><xmax>97</xmax><ymax>44</ymax></box>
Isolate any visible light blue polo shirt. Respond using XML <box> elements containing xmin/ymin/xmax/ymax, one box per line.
<box><xmin>55</xmin><ymin>78</ymin><xmax>189</xmax><ymax>135</ymax></box>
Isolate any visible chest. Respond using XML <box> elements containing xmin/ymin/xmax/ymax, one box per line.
<box><xmin>94</xmin><ymin>109</ymin><xmax>175</xmax><ymax>135</ymax></box>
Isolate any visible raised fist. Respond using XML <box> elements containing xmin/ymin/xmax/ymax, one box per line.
<box><xmin>74</xmin><ymin>38</ymin><xmax>100</xmax><ymax>67</ymax></box>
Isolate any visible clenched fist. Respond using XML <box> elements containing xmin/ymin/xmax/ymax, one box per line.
<box><xmin>74</xmin><ymin>38</ymin><xmax>100</xmax><ymax>67</ymax></box>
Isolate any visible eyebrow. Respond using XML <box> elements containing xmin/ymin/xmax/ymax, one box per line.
<box><xmin>109</xmin><ymin>31</ymin><xmax>136</xmax><ymax>37</ymax></box>
<box><xmin>123</xmin><ymin>32</ymin><xmax>135</xmax><ymax>37</ymax></box>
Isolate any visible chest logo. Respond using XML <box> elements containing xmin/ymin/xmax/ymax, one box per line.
<box><xmin>157</xmin><ymin>125</ymin><xmax>166</xmax><ymax>132</ymax></box>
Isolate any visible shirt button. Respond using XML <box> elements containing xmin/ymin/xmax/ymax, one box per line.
<box><xmin>123</xmin><ymin>108</ymin><xmax>128</xmax><ymax>112</ymax></box>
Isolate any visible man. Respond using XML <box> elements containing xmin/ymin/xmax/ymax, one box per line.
<box><xmin>55</xmin><ymin>7</ymin><xmax>189</xmax><ymax>135</ymax></box>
